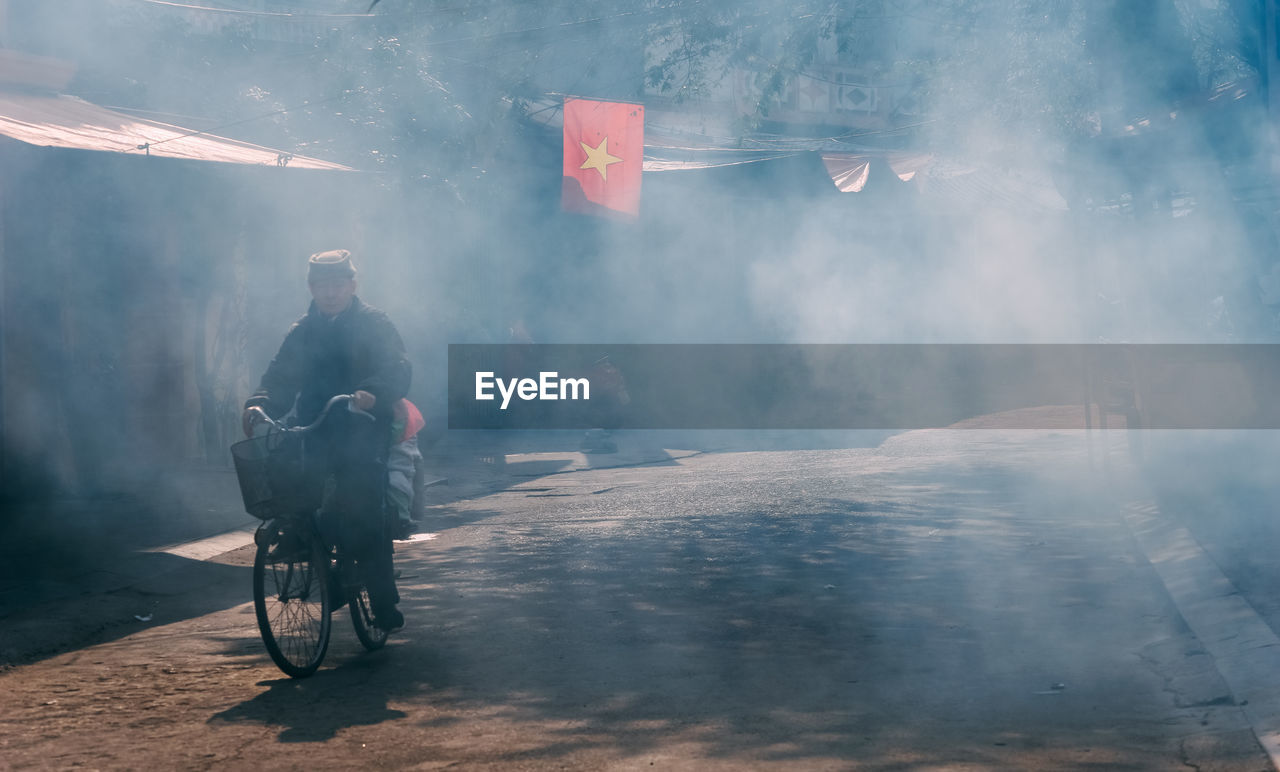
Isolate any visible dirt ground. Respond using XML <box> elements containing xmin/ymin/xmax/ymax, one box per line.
<box><xmin>0</xmin><ymin>430</ymin><xmax>1275</xmax><ymax>770</ymax></box>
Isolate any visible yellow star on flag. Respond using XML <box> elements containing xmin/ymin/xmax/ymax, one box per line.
<box><xmin>579</xmin><ymin>136</ymin><xmax>623</xmax><ymax>181</ymax></box>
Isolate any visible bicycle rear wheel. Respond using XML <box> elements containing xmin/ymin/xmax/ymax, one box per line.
<box><xmin>349</xmin><ymin>584</ymin><xmax>389</xmax><ymax>651</ymax></box>
<box><xmin>253</xmin><ymin>524</ymin><xmax>332</xmax><ymax>677</ymax></box>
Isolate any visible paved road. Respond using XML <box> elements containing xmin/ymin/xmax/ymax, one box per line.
<box><xmin>0</xmin><ymin>430</ymin><xmax>1272</xmax><ymax>769</ymax></box>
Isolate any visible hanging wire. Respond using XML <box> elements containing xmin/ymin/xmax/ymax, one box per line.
<box><xmin>124</xmin><ymin>91</ymin><xmax>356</xmax><ymax>153</ymax></box>
<box><xmin>128</xmin><ymin>0</ymin><xmax>376</xmax><ymax>18</ymax></box>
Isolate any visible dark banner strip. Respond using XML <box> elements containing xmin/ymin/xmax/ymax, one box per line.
<box><xmin>446</xmin><ymin>344</ymin><xmax>1280</xmax><ymax>430</ymax></box>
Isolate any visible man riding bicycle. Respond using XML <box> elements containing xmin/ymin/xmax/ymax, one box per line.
<box><xmin>242</xmin><ymin>249</ymin><xmax>411</xmax><ymax>632</ymax></box>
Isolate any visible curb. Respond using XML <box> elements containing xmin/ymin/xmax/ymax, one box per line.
<box><xmin>1123</xmin><ymin>497</ymin><xmax>1280</xmax><ymax>770</ymax></box>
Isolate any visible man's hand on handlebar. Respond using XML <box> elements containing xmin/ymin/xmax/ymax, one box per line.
<box><xmin>242</xmin><ymin>406</ymin><xmax>269</xmax><ymax>438</ymax></box>
<box><xmin>241</xmin><ymin>394</ymin><xmax>373</xmax><ymax>438</ymax></box>
<box><xmin>353</xmin><ymin>390</ymin><xmax>376</xmax><ymax>411</ymax></box>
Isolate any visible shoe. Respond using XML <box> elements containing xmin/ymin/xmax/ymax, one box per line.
<box><xmin>375</xmin><ymin>607</ymin><xmax>404</xmax><ymax>632</ymax></box>
<box><xmin>392</xmin><ymin>519</ymin><xmax>414</xmax><ymax>541</ymax></box>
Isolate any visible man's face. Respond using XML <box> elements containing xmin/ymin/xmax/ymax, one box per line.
<box><xmin>309</xmin><ymin>277</ymin><xmax>356</xmax><ymax>317</ymax></box>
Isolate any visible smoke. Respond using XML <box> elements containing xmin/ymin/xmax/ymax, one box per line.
<box><xmin>5</xmin><ymin>6</ymin><xmax>1280</xmax><ymax>764</ymax></box>
<box><xmin>1</xmin><ymin>0</ymin><xmax>1276</xmax><ymax>591</ymax></box>
<box><xmin>8</xmin><ymin>0</ymin><xmax>1271</xmax><ymax>348</ymax></box>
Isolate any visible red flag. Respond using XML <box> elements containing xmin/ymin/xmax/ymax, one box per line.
<box><xmin>562</xmin><ymin>98</ymin><xmax>644</xmax><ymax>218</ymax></box>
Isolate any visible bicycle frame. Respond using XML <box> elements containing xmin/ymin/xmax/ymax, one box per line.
<box><xmin>242</xmin><ymin>393</ymin><xmax>391</xmax><ymax>677</ymax></box>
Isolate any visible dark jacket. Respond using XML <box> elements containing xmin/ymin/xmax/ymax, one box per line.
<box><xmin>245</xmin><ymin>296</ymin><xmax>411</xmax><ymax>426</ymax></box>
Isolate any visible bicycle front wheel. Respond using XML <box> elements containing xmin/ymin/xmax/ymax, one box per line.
<box><xmin>349</xmin><ymin>585</ymin><xmax>389</xmax><ymax>651</ymax></box>
<box><xmin>253</xmin><ymin>525</ymin><xmax>332</xmax><ymax>678</ymax></box>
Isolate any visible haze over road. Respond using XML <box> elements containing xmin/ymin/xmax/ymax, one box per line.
<box><xmin>0</xmin><ymin>430</ymin><xmax>1272</xmax><ymax>770</ymax></box>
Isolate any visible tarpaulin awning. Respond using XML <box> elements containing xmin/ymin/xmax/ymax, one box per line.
<box><xmin>821</xmin><ymin>151</ymin><xmax>934</xmax><ymax>192</ymax></box>
<box><xmin>0</xmin><ymin>91</ymin><xmax>351</xmax><ymax>170</ymax></box>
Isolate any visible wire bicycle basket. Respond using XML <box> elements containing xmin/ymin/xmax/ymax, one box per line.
<box><xmin>231</xmin><ymin>431</ymin><xmax>320</xmax><ymax>519</ymax></box>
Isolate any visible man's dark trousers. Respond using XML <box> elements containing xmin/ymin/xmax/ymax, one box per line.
<box><xmin>315</xmin><ymin>409</ymin><xmax>398</xmax><ymax>615</ymax></box>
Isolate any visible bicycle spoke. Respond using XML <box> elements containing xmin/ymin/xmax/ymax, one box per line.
<box><xmin>259</xmin><ymin>546</ymin><xmax>326</xmax><ymax>667</ymax></box>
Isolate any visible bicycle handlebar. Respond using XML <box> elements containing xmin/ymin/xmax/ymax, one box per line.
<box><xmin>248</xmin><ymin>394</ymin><xmax>376</xmax><ymax>436</ymax></box>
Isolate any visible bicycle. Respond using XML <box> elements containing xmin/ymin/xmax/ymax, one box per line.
<box><xmin>231</xmin><ymin>394</ymin><xmax>393</xmax><ymax>678</ymax></box>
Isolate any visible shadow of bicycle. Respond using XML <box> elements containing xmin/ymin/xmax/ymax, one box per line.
<box><xmin>208</xmin><ymin>649</ymin><xmax>435</xmax><ymax>742</ymax></box>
